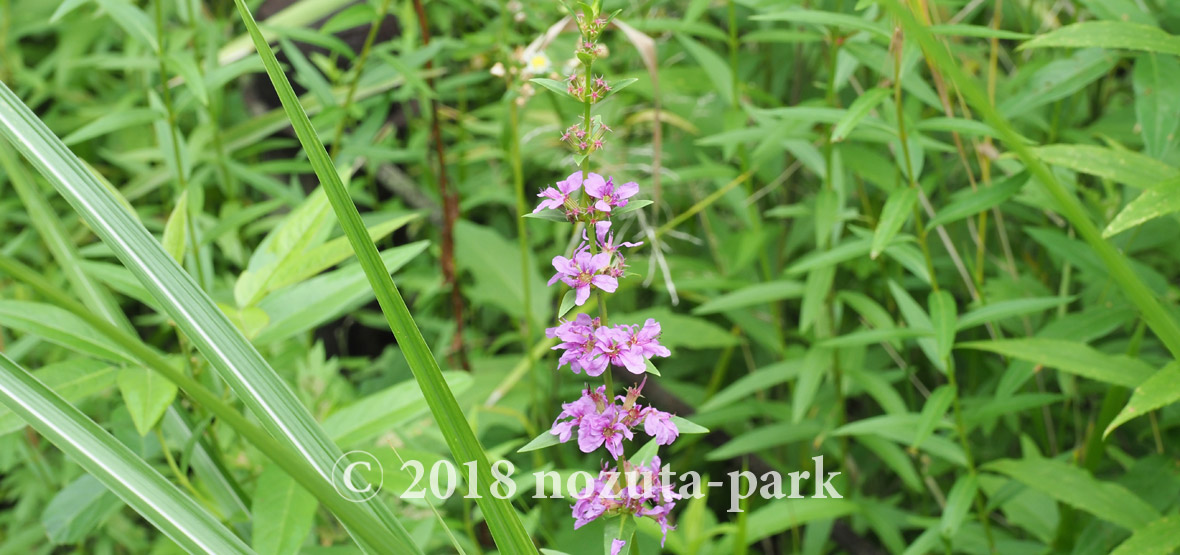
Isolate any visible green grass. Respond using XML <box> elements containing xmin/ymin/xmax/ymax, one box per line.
<box><xmin>0</xmin><ymin>0</ymin><xmax>1179</xmax><ymax>553</ymax></box>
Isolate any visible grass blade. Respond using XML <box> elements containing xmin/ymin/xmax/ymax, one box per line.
<box><xmin>229</xmin><ymin>1</ymin><xmax>536</xmax><ymax>551</ymax></box>
<box><xmin>881</xmin><ymin>0</ymin><xmax>1180</xmax><ymax>359</ymax></box>
<box><xmin>0</xmin><ymin>353</ymin><xmax>253</xmax><ymax>554</ymax></box>
<box><xmin>0</xmin><ymin>79</ymin><xmax>417</xmax><ymax>552</ymax></box>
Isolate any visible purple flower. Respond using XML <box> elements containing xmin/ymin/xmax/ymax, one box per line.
<box><xmin>624</xmin><ymin>319</ymin><xmax>671</xmax><ymax>360</ymax></box>
<box><xmin>610</xmin><ymin>539</ymin><xmax>626</xmax><ymax>555</ymax></box>
<box><xmin>546</xmin><ymin>314</ymin><xmax>609</xmax><ymax>376</ymax></box>
<box><xmin>578</xmin><ymin>405</ymin><xmax>632</xmax><ymax>459</ymax></box>
<box><xmin>585</xmin><ymin>175</ymin><xmax>639</xmax><ymax>212</ymax></box>
<box><xmin>549</xmin><ymin>243</ymin><xmax>618</xmax><ymax>306</ymax></box>
<box><xmin>593</xmin><ymin>326</ymin><xmax>647</xmax><ymax>374</ymax></box>
<box><xmin>549</xmin><ymin>385</ymin><xmax>602</xmax><ymax>442</ymax></box>
<box><xmin>569</xmin><ymin>459</ymin><xmax>680</xmax><ymax>544</ymax></box>
<box><xmin>534</xmin><ymin>171</ymin><xmax>587</xmax><ymax>213</ymax></box>
<box><xmin>641</xmin><ymin>407</ymin><xmax>679</xmax><ymax>446</ymax></box>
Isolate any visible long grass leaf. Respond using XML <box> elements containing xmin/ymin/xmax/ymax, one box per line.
<box><xmin>229</xmin><ymin>1</ymin><xmax>537</xmax><ymax>551</ymax></box>
<box><xmin>0</xmin><ymin>353</ymin><xmax>253</xmax><ymax>554</ymax></box>
<box><xmin>880</xmin><ymin>1</ymin><xmax>1180</xmax><ymax>359</ymax></box>
<box><xmin>0</xmin><ymin>81</ymin><xmax>417</xmax><ymax>552</ymax></box>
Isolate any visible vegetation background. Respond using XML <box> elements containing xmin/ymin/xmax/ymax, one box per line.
<box><xmin>0</xmin><ymin>0</ymin><xmax>1179</xmax><ymax>553</ymax></box>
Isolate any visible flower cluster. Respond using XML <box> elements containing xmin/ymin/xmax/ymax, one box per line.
<box><xmin>547</xmin><ymin>315</ymin><xmax>669</xmax><ymax>375</ymax></box>
<box><xmin>560</xmin><ymin>115</ymin><xmax>612</xmax><ymax>155</ymax></box>
<box><xmin>566</xmin><ymin>72</ymin><xmax>612</xmax><ymax>103</ymax></box>
<box><xmin>550</xmin><ymin>382</ymin><xmax>679</xmax><ymax>459</ymax></box>
<box><xmin>533</xmin><ymin>170</ymin><xmax>637</xmax><ymax>230</ymax></box>
<box><xmin>527</xmin><ymin>4</ymin><xmax>681</xmax><ymax>551</ymax></box>
<box><xmin>573</xmin><ymin>456</ymin><xmax>680</xmax><ymax>548</ymax></box>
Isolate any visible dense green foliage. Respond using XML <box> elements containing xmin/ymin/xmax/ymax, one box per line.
<box><xmin>1</xmin><ymin>0</ymin><xmax>1180</xmax><ymax>553</ymax></box>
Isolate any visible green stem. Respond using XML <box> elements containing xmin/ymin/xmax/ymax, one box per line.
<box><xmin>152</xmin><ymin>0</ymin><xmax>207</xmax><ymax>291</ymax></box>
<box><xmin>329</xmin><ymin>0</ymin><xmax>392</xmax><ymax>162</ymax></box>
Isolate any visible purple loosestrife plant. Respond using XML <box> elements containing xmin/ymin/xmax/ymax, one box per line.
<box><xmin>525</xmin><ymin>4</ymin><xmax>684</xmax><ymax>552</ymax></box>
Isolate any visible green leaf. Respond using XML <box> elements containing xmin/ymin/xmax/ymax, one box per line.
<box><xmin>94</xmin><ymin>0</ymin><xmax>159</xmax><ymax>51</ymax></box>
<box><xmin>1133</xmin><ymin>53</ymin><xmax>1180</xmax><ymax>159</ymax></box>
<box><xmin>253</xmin><ymin>242</ymin><xmax>429</xmax><ymax>346</ymax></box>
<box><xmin>613</xmin><ymin>198</ymin><xmax>653</xmax><ymax>215</ymax></box>
<box><xmin>985</xmin><ymin>458</ymin><xmax>1160</xmax><ymax>530</ymax></box>
<box><xmin>603</xmin><ymin>77</ymin><xmax>639</xmax><ymax>100</ymax></box>
<box><xmin>0</xmin><ymin>145</ymin><xmax>132</xmax><ymax>333</ymax></box>
<box><xmin>939</xmin><ymin>474</ymin><xmax>977</xmax><ymax>539</ymax></box>
<box><xmin>161</xmin><ymin>190</ymin><xmax>188</xmax><ymax>264</ymax></box>
<box><xmin>522</xmin><ymin>209</ymin><xmax>569</xmax><ymax>223</ymax></box>
<box><xmin>831</xmin><ymin>87</ymin><xmax>890</xmax><ymax>142</ymax></box>
<box><xmin>912</xmin><ymin>385</ymin><xmax>954</xmax><ymax>450</ymax></box>
<box><xmin>458</xmin><ymin>221</ymin><xmax>548</xmax><ymax>328</ymax></box>
<box><xmin>925</xmin><ymin>173</ymin><xmax>1025</xmax><ymax>230</ymax></box>
<box><xmin>42</xmin><ymin>475</ymin><xmax>122</xmax><ymax>545</ymax></box>
<box><xmin>0</xmin><ymin>301</ymin><xmax>135</xmax><ymax>364</ymax></box>
<box><xmin>1030</xmin><ymin>144</ymin><xmax>1179</xmax><ymax>189</ymax></box>
<box><xmin>253</xmin><ymin>465</ymin><xmax>317</xmax><ymax>555</ymax></box>
<box><xmin>517</xmin><ymin>431</ymin><xmax>560</xmax><ymax>453</ymax></box>
<box><xmin>1104</xmin><ymin>177</ymin><xmax>1180</xmax><ymax>237</ymax></box>
<box><xmin>558</xmin><ymin>290</ymin><xmax>577</xmax><ymax>320</ymax></box>
<box><xmin>0</xmin><ymin>360</ymin><xmax>117</xmax><ymax>437</ymax></box>
<box><xmin>0</xmin><ymin>56</ymin><xmax>415</xmax><ymax>555</ymax></box>
<box><xmin>702</xmin><ymin>360</ymin><xmax>803</xmax><ymax>412</ymax></box>
<box><xmin>644</xmin><ymin>358</ymin><xmax>662</xmax><ymax>376</ymax></box>
<box><xmin>792</xmin><ymin>348</ymin><xmax>829</xmax><ymax>423</ymax></box>
<box><xmin>671</xmin><ymin>415</ymin><xmax>709</xmax><ymax>434</ymax></box>
<box><xmin>956</xmin><ymin>296</ymin><xmax>1074</xmax><ymax>331</ymax></box>
<box><xmin>752</xmin><ymin>8</ymin><xmax>890</xmax><ymax>39</ymax></box>
<box><xmin>676</xmin><ymin>35</ymin><xmax>734</xmax><ymax>106</ymax></box>
<box><xmin>871</xmin><ymin>187</ymin><xmax>917</xmax><ymax>259</ymax></box>
<box><xmin>61</xmin><ymin>108</ymin><xmax>163</xmax><ymax>146</ymax></box>
<box><xmin>323</xmin><ymin>371</ymin><xmax>472</xmax><ymax>446</ymax></box>
<box><xmin>1105</xmin><ymin>363</ymin><xmax>1180</xmax><ymax>437</ymax></box>
<box><xmin>0</xmin><ymin>354</ymin><xmax>253</xmax><ymax>553</ymax></box>
<box><xmin>929</xmin><ymin>24</ymin><xmax>1031</xmax><ymax>40</ymax></box>
<box><xmin>1020</xmin><ymin>21</ymin><xmax>1180</xmax><ymax>56</ymax></box>
<box><xmin>706</xmin><ymin>421</ymin><xmax>821</xmax><ymax>460</ymax></box>
<box><xmin>118</xmin><ymin>365</ymin><xmax>179</xmax><ymax>436</ymax></box>
<box><xmin>229</xmin><ymin>1</ymin><xmax>536</xmax><ymax>550</ymax></box>
<box><xmin>1109</xmin><ymin>513</ymin><xmax>1180</xmax><ymax>555</ymax></box>
<box><xmin>745</xmin><ymin>498</ymin><xmax>859</xmax><ymax>545</ymax></box>
<box><xmin>958</xmin><ymin>339</ymin><xmax>1156</xmax><ymax>387</ymax></box>
<box><xmin>529</xmin><ymin>78</ymin><xmax>571</xmax><ymax>98</ymax></box>
<box><xmin>692</xmin><ymin>280</ymin><xmax>805</xmax><ymax>315</ymax></box>
<box><xmin>999</xmin><ymin>49</ymin><xmax>1118</xmax><ymax>119</ymax></box>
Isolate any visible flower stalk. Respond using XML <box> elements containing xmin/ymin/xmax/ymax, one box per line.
<box><xmin>524</xmin><ymin>4</ymin><xmax>683</xmax><ymax>552</ymax></box>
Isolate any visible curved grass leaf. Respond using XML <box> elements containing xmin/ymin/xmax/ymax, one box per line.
<box><xmin>0</xmin><ymin>255</ymin><xmax>408</xmax><ymax>552</ymax></box>
<box><xmin>1020</xmin><ymin>21</ymin><xmax>1180</xmax><ymax>56</ymax></box>
<box><xmin>0</xmin><ymin>78</ymin><xmax>416</xmax><ymax>553</ymax></box>
<box><xmin>985</xmin><ymin>458</ymin><xmax>1159</xmax><ymax>530</ymax></box>
<box><xmin>229</xmin><ymin>1</ymin><xmax>536</xmax><ymax>551</ymax></box>
<box><xmin>0</xmin><ymin>353</ymin><xmax>253</xmax><ymax>554</ymax></box>
<box><xmin>959</xmin><ymin>338</ymin><xmax>1155</xmax><ymax>387</ymax></box>
<box><xmin>1109</xmin><ymin>513</ymin><xmax>1180</xmax><ymax>555</ymax></box>
<box><xmin>1105</xmin><ymin>363</ymin><xmax>1180</xmax><ymax>437</ymax></box>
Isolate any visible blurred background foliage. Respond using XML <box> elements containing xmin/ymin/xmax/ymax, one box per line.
<box><xmin>1</xmin><ymin>0</ymin><xmax>1180</xmax><ymax>553</ymax></box>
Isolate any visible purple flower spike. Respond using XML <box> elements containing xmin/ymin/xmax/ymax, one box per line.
<box><xmin>549</xmin><ymin>243</ymin><xmax>618</xmax><ymax>306</ymax></box>
<box><xmin>586</xmin><ymin>175</ymin><xmax>639</xmax><ymax>212</ymax></box>
<box><xmin>533</xmin><ymin>171</ymin><xmax>585</xmax><ymax>213</ymax></box>
<box><xmin>610</xmin><ymin>539</ymin><xmax>626</xmax><ymax>555</ymax></box>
